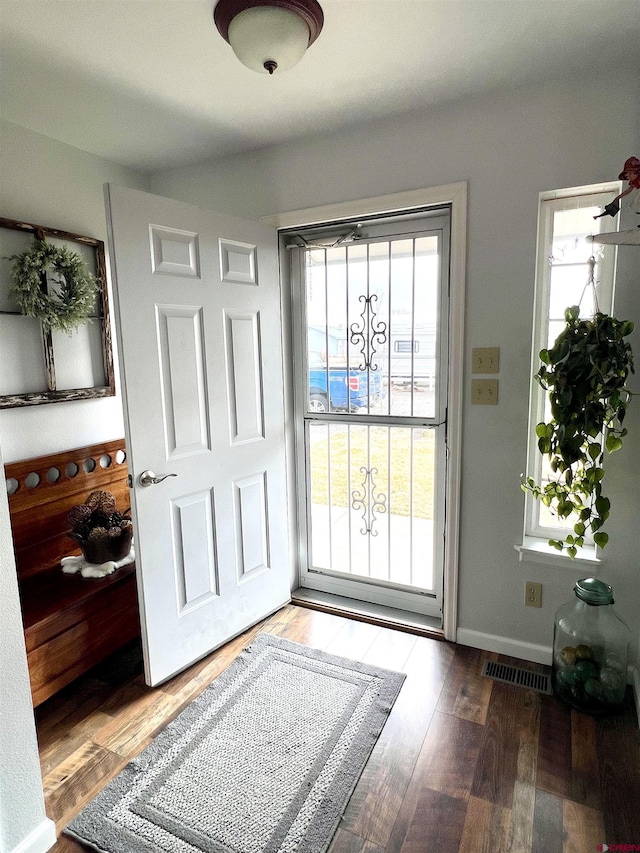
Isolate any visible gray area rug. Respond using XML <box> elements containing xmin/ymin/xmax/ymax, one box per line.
<box><xmin>66</xmin><ymin>633</ymin><xmax>406</xmax><ymax>853</ymax></box>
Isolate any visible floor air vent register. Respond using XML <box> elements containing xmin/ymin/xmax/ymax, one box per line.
<box><xmin>481</xmin><ymin>659</ymin><xmax>552</xmax><ymax>695</ymax></box>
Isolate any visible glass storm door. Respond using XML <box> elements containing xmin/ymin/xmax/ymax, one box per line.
<box><xmin>288</xmin><ymin>210</ymin><xmax>450</xmax><ymax>620</ymax></box>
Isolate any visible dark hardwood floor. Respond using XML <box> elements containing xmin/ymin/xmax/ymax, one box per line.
<box><xmin>36</xmin><ymin>604</ymin><xmax>640</xmax><ymax>852</ymax></box>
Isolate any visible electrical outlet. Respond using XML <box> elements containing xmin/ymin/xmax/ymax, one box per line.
<box><xmin>472</xmin><ymin>347</ymin><xmax>500</xmax><ymax>374</ymax></box>
<box><xmin>525</xmin><ymin>581</ymin><xmax>542</xmax><ymax>608</ymax></box>
<box><xmin>471</xmin><ymin>378</ymin><xmax>499</xmax><ymax>405</ymax></box>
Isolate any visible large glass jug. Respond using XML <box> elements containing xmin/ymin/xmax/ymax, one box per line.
<box><xmin>553</xmin><ymin>577</ymin><xmax>629</xmax><ymax>713</ymax></box>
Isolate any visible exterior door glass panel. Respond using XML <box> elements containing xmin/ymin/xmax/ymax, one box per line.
<box><xmin>290</xmin><ymin>210</ymin><xmax>450</xmax><ymax>619</ymax></box>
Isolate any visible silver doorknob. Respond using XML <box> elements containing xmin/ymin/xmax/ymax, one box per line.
<box><xmin>138</xmin><ymin>470</ymin><xmax>178</xmax><ymax>487</ymax></box>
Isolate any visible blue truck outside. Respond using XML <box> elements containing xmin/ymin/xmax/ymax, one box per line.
<box><xmin>308</xmin><ymin>367</ymin><xmax>383</xmax><ymax>413</ymax></box>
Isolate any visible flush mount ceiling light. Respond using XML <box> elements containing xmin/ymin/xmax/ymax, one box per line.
<box><xmin>214</xmin><ymin>0</ymin><xmax>324</xmax><ymax>75</ymax></box>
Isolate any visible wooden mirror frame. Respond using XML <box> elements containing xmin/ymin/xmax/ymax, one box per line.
<box><xmin>0</xmin><ymin>216</ymin><xmax>115</xmax><ymax>408</ymax></box>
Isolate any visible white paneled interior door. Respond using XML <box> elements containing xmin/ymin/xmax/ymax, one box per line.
<box><xmin>105</xmin><ymin>185</ymin><xmax>290</xmax><ymax>685</ymax></box>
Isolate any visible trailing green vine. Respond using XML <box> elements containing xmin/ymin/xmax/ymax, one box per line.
<box><xmin>7</xmin><ymin>240</ymin><xmax>97</xmax><ymax>333</ymax></box>
<box><xmin>522</xmin><ymin>305</ymin><xmax>634</xmax><ymax>557</ymax></box>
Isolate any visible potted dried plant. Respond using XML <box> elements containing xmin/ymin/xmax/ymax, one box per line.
<box><xmin>68</xmin><ymin>490</ymin><xmax>133</xmax><ymax>564</ymax></box>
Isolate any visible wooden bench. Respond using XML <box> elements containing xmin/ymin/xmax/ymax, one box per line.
<box><xmin>6</xmin><ymin>439</ymin><xmax>140</xmax><ymax>706</ymax></box>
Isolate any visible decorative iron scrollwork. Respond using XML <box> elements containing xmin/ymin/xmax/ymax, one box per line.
<box><xmin>351</xmin><ymin>466</ymin><xmax>387</xmax><ymax>536</ymax></box>
<box><xmin>349</xmin><ymin>294</ymin><xmax>387</xmax><ymax>371</ymax></box>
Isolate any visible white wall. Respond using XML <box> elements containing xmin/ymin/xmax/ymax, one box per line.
<box><xmin>151</xmin><ymin>69</ymin><xmax>640</xmax><ymax>669</ymax></box>
<box><xmin>0</xmin><ymin>438</ymin><xmax>56</xmax><ymax>853</ymax></box>
<box><xmin>0</xmin><ymin>121</ymin><xmax>148</xmax><ymax>852</ymax></box>
<box><xmin>0</xmin><ymin>120</ymin><xmax>148</xmax><ymax>463</ymax></box>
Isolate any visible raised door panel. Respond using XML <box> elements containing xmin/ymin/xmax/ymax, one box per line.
<box><xmin>171</xmin><ymin>490</ymin><xmax>219</xmax><ymax>614</ymax></box>
<box><xmin>156</xmin><ymin>305</ymin><xmax>211</xmax><ymax>459</ymax></box>
<box><xmin>224</xmin><ymin>310</ymin><xmax>264</xmax><ymax>445</ymax></box>
<box><xmin>150</xmin><ymin>225</ymin><xmax>200</xmax><ymax>278</ymax></box>
<box><xmin>234</xmin><ymin>472</ymin><xmax>269</xmax><ymax>582</ymax></box>
<box><xmin>219</xmin><ymin>239</ymin><xmax>257</xmax><ymax>285</ymax></box>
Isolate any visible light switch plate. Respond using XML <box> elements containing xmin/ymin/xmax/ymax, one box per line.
<box><xmin>471</xmin><ymin>379</ymin><xmax>499</xmax><ymax>405</ymax></box>
<box><xmin>472</xmin><ymin>347</ymin><xmax>500</xmax><ymax>374</ymax></box>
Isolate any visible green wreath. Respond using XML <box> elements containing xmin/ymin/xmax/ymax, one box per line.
<box><xmin>7</xmin><ymin>240</ymin><xmax>97</xmax><ymax>333</ymax></box>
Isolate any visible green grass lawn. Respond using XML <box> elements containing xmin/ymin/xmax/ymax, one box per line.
<box><xmin>309</xmin><ymin>425</ymin><xmax>435</xmax><ymax>520</ymax></box>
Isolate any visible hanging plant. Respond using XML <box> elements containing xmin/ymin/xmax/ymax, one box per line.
<box><xmin>522</xmin><ymin>304</ymin><xmax>634</xmax><ymax>557</ymax></box>
<box><xmin>7</xmin><ymin>239</ymin><xmax>97</xmax><ymax>333</ymax></box>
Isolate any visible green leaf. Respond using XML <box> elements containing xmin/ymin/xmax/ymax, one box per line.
<box><xmin>593</xmin><ymin>532</ymin><xmax>609</xmax><ymax>549</ymax></box>
<box><xmin>558</xmin><ymin>500</ymin><xmax>573</xmax><ymax>518</ymax></box>
<box><xmin>588</xmin><ymin>442</ymin><xmax>601</xmax><ymax>460</ymax></box>
<box><xmin>538</xmin><ymin>437</ymin><xmax>551</xmax><ymax>454</ymax></box>
<box><xmin>567</xmin><ymin>546</ymin><xmax>577</xmax><ymax>559</ymax></box>
<box><xmin>605</xmin><ymin>434</ymin><xmax>623</xmax><ymax>453</ymax></box>
<box><xmin>549</xmin><ymin>539</ymin><xmax>563</xmax><ymax>551</ymax></box>
<box><xmin>565</xmin><ymin>306</ymin><xmax>580</xmax><ymax>323</ymax></box>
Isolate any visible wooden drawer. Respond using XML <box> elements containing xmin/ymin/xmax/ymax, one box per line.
<box><xmin>27</xmin><ymin>572</ymin><xmax>139</xmax><ymax>706</ymax></box>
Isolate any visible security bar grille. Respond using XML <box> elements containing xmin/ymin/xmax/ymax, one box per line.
<box><xmin>308</xmin><ymin>423</ymin><xmax>435</xmax><ymax>591</ymax></box>
<box><xmin>291</xmin><ymin>208</ymin><xmax>450</xmax><ymax>619</ymax></box>
<box><xmin>304</xmin><ymin>235</ymin><xmax>441</xmax><ymax>419</ymax></box>
<box><xmin>481</xmin><ymin>660</ymin><xmax>552</xmax><ymax>695</ymax></box>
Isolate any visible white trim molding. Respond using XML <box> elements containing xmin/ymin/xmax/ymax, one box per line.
<box><xmin>9</xmin><ymin>819</ymin><xmax>56</xmax><ymax>853</ymax></box>
<box><xmin>515</xmin><ymin>537</ymin><xmax>601</xmax><ymax>569</ymax></box>
<box><xmin>262</xmin><ymin>183</ymin><xmax>468</xmax><ymax>231</ymax></box>
<box><xmin>456</xmin><ymin>627</ymin><xmax>553</xmax><ymax>666</ymax></box>
<box><xmin>458</xmin><ymin>633</ymin><xmax>639</xmax><ymax>726</ymax></box>
<box><xmin>265</xmin><ymin>182</ymin><xmax>467</xmax><ymax>643</ymax></box>
<box><xmin>522</xmin><ymin>183</ymin><xmax>620</xmax><ymax>551</ymax></box>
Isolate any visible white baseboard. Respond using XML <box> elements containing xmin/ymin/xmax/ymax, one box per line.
<box><xmin>456</xmin><ymin>628</ymin><xmax>552</xmax><ymax>666</ymax></box>
<box><xmin>456</xmin><ymin>631</ymin><xmax>639</xmax><ymax>724</ymax></box>
<box><xmin>10</xmin><ymin>818</ymin><xmax>56</xmax><ymax>853</ymax></box>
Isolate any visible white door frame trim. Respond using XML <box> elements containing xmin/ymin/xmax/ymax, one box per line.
<box><xmin>263</xmin><ymin>182</ymin><xmax>467</xmax><ymax>642</ymax></box>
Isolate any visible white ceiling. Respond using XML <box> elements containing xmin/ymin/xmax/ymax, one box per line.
<box><xmin>2</xmin><ymin>1</ymin><xmax>639</xmax><ymax>173</ymax></box>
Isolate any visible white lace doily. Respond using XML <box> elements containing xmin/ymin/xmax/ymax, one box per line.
<box><xmin>61</xmin><ymin>544</ymin><xmax>135</xmax><ymax>578</ymax></box>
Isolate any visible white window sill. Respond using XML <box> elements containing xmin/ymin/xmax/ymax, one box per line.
<box><xmin>515</xmin><ymin>536</ymin><xmax>601</xmax><ymax>569</ymax></box>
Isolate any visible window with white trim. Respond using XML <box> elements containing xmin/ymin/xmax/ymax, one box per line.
<box><xmin>522</xmin><ymin>183</ymin><xmax>620</xmax><ymax>556</ymax></box>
